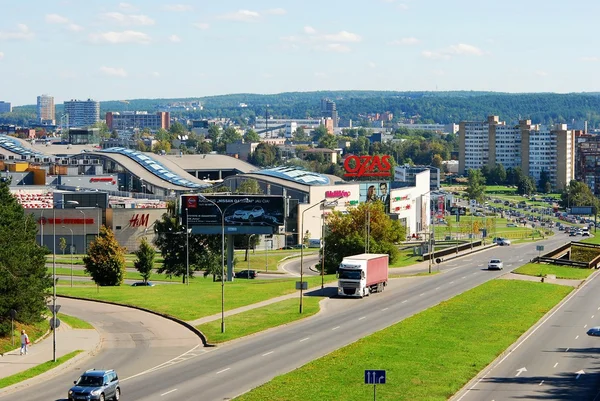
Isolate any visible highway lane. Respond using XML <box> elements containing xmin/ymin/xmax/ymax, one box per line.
<box><xmin>454</xmin><ymin>268</ymin><xmax>600</xmax><ymax>401</ymax></box>
<box><xmin>0</xmin><ymin>298</ymin><xmax>202</xmax><ymax>401</ymax></box>
<box><xmin>114</xmin><ymin>235</ymin><xmax>570</xmax><ymax>401</ymax></box>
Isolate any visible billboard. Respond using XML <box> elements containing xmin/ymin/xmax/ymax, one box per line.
<box><xmin>181</xmin><ymin>195</ymin><xmax>285</xmax><ymax>235</ymax></box>
<box><xmin>358</xmin><ymin>182</ymin><xmax>390</xmax><ymax>212</ymax></box>
<box><xmin>569</xmin><ymin>206</ymin><xmax>595</xmax><ymax>215</ymax></box>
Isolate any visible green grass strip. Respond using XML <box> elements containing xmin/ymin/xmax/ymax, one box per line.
<box><xmin>236</xmin><ymin>280</ymin><xmax>572</xmax><ymax>401</ymax></box>
<box><xmin>198</xmin><ymin>297</ymin><xmax>321</xmax><ymax>343</ymax></box>
<box><xmin>513</xmin><ymin>263</ymin><xmax>595</xmax><ymax>280</ymax></box>
<box><xmin>57</xmin><ymin>314</ymin><xmax>94</xmax><ymax>330</ymax></box>
<box><xmin>0</xmin><ymin>350</ymin><xmax>82</xmax><ymax>389</ymax></box>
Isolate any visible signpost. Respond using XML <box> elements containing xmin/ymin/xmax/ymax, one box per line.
<box><xmin>365</xmin><ymin>369</ymin><xmax>386</xmax><ymax>401</ymax></box>
<box><xmin>536</xmin><ymin>245</ymin><xmax>545</xmax><ymax>262</ymax></box>
<box><xmin>295</xmin><ymin>281</ymin><xmax>308</xmax><ymax>290</ymax></box>
<box><xmin>10</xmin><ymin>309</ymin><xmax>16</xmax><ymax>347</ymax></box>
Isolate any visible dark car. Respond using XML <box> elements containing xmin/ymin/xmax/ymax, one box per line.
<box><xmin>68</xmin><ymin>369</ymin><xmax>120</xmax><ymax>401</ymax></box>
<box><xmin>131</xmin><ymin>281</ymin><xmax>155</xmax><ymax>287</ymax></box>
<box><xmin>280</xmin><ymin>246</ymin><xmax>294</xmax><ymax>250</ymax></box>
<box><xmin>587</xmin><ymin>327</ymin><xmax>600</xmax><ymax>336</ymax></box>
<box><xmin>235</xmin><ymin>270</ymin><xmax>257</xmax><ymax>279</ymax></box>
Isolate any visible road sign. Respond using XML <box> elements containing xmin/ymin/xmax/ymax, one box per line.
<box><xmin>47</xmin><ymin>305</ymin><xmax>61</xmax><ymax>314</ymax></box>
<box><xmin>9</xmin><ymin>309</ymin><xmax>17</xmax><ymax>319</ymax></box>
<box><xmin>295</xmin><ymin>281</ymin><xmax>308</xmax><ymax>290</ymax></box>
<box><xmin>365</xmin><ymin>370</ymin><xmax>386</xmax><ymax>384</ymax></box>
<box><xmin>49</xmin><ymin>317</ymin><xmax>61</xmax><ymax>329</ymax></box>
<box><xmin>470</xmin><ymin>199</ymin><xmax>476</xmax><ymax>206</ymax></box>
<box><xmin>536</xmin><ymin>245</ymin><xmax>545</xmax><ymax>252</ymax></box>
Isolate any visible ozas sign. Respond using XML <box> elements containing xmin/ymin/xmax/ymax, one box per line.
<box><xmin>129</xmin><ymin>214</ymin><xmax>150</xmax><ymax>227</ymax></box>
<box><xmin>344</xmin><ymin>155</ymin><xmax>392</xmax><ymax>178</ymax></box>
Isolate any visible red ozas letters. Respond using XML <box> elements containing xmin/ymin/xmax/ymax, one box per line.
<box><xmin>343</xmin><ymin>155</ymin><xmax>392</xmax><ymax>178</ymax></box>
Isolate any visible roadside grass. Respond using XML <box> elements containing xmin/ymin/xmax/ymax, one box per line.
<box><xmin>0</xmin><ymin>350</ymin><xmax>82</xmax><ymax>389</ymax></box>
<box><xmin>57</xmin><ymin>313</ymin><xmax>94</xmax><ymax>330</ymax></box>
<box><xmin>390</xmin><ymin>250</ymin><xmax>422</xmax><ymax>268</ymax></box>
<box><xmin>513</xmin><ymin>263</ymin><xmax>595</xmax><ymax>280</ymax></box>
<box><xmin>57</xmin><ymin>275</ymin><xmax>337</xmax><ymax>321</ymax></box>
<box><xmin>49</xmin><ymin>267</ymin><xmax>183</xmax><ymax>283</ymax></box>
<box><xmin>581</xmin><ymin>235</ymin><xmax>600</xmax><ymax>245</ymax></box>
<box><xmin>198</xmin><ymin>297</ymin><xmax>321</xmax><ymax>343</ymax></box>
<box><xmin>0</xmin><ymin>320</ymin><xmax>49</xmax><ymax>355</ymax></box>
<box><xmin>236</xmin><ymin>280</ymin><xmax>572</xmax><ymax>401</ymax></box>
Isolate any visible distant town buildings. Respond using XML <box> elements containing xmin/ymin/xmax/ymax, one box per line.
<box><xmin>458</xmin><ymin>116</ymin><xmax>574</xmax><ymax>190</ymax></box>
<box><xmin>321</xmin><ymin>98</ymin><xmax>338</xmax><ymax>128</ymax></box>
<box><xmin>575</xmin><ymin>131</ymin><xmax>600</xmax><ymax>195</ymax></box>
<box><xmin>396</xmin><ymin>122</ymin><xmax>458</xmax><ymax>134</ymax></box>
<box><xmin>64</xmin><ymin>99</ymin><xmax>100</xmax><ymax>127</ymax></box>
<box><xmin>105</xmin><ymin>111</ymin><xmax>170</xmax><ymax>132</ymax></box>
<box><xmin>0</xmin><ymin>101</ymin><xmax>12</xmax><ymax>113</ymax></box>
<box><xmin>37</xmin><ymin>94</ymin><xmax>55</xmax><ymax>125</ymax></box>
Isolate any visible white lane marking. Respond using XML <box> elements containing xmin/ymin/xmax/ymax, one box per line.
<box><xmin>450</xmin><ymin>281</ymin><xmax>455</xmax><ymax>284</ymax></box>
<box><xmin>575</xmin><ymin>335</ymin><xmax>579</xmax><ymax>340</ymax></box>
<box><xmin>216</xmin><ymin>368</ymin><xmax>230</xmax><ymax>374</ymax></box>
<box><xmin>515</xmin><ymin>367</ymin><xmax>527</xmax><ymax>377</ymax></box>
<box><xmin>566</xmin><ymin>348</ymin><xmax>570</xmax><ymax>352</ymax></box>
<box><xmin>585</xmin><ymin>325</ymin><xmax>588</xmax><ymax>328</ymax></box>
<box><xmin>435</xmin><ymin>287</ymin><xmax>441</xmax><ymax>290</ymax></box>
<box><xmin>401</xmin><ymin>300</ymin><xmax>407</xmax><ymax>304</ymax></box>
<box><xmin>262</xmin><ymin>351</ymin><xmax>274</xmax><ymax>357</ymax></box>
<box><xmin>332</xmin><ymin>326</ymin><xmax>340</xmax><ymax>331</ymax></box>
<box><xmin>299</xmin><ymin>337</ymin><xmax>309</xmax><ymax>342</ymax></box>
<box><xmin>161</xmin><ymin>389</ymin><xmax>178</xmax><ymax>396</ymax></box>
<box><xmin>419</xmin><ymin>293</ymin><xmax>425</xmax><ymax>297</ymax></box>
<box><xmin>477</xmin><ymin>264</ymin><xmax>483</xmax><ymax>267</ymax></box>
<box><xmin>519</xmin><ymin>259</ymin><xmax>524</xmax><ymax>262</ymax></box>
<box><xmin>593</xmin><ymin>315</ymin><xmax>595</xmax><ymax>319</ymax></box>
<box><xmin>454</xmin><ymin>269</ymin><xmax>600</xmax><ymax>401</ymax></box>
<box><xmin>462</xmin><ymin>276</ymin><xmax>466</xmax><ymax>279</ymax></box>
<box><xmin>539</xmin><ymin>380</ymin><xmax>544</xmax><ymax>386</ymax></box>
<box><xmin>554</xmin><ymin>363</ymin><xmax>559</xmax><ymax>368</ymax></box>
<box><xmin>122</xmin><ymin>344</ymin><xmax>205</xmax><ymax>381</ymax></box>
<box><xmin>381</xmin><ymin>307</ymin><xmax>389</xmax><ymax>311</ymax></box>
<box><xmin>358</xmin><ymin>316</ymin><xmax>366</xmax><ymax>320</ymax></box>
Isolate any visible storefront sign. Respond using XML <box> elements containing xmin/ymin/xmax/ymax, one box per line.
<box><xmin>129</xmin><ymin>214</ymin><xmax>150</xmax><ymax>228</ymax></box>
<box><xmin>90</xmin><ymin>177</ymin><xmax>116</xmax><ymax>185</ymax></box>
<box><xmin>343</xmin><ymin>155</ymin><xmax>392</xmax><ymax>178</ymax></box>
<box><xmin>325</xmin><ymin>190</ymin><xmax>351</xmax><ymax>198</ymax></box>
<box><xmin>39</xmin><ymin>217</ymin><xmax>94</xmax><ymax>225</ymax></box>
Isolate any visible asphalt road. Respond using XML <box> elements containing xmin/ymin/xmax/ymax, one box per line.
<box><xmin>0</xmin><ymin>298</ymin><xmax>202</xmax><ymax>401</ymax></box>
<box><xmin>279</xmin><ymin>253</ymin><xmax>321</xmax><ymax>276</ymax></box>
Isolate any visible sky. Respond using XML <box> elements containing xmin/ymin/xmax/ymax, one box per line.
<box><xmin>1</xmin><ymin>0</ymin><xmax>599</xmax><ymax>106</ymax></box>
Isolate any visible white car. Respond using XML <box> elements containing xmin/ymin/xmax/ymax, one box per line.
<box><xmin>488</xmin><ymin>259</ymin><xmax>503</xmax><ymax>270</ymax></box>
<box><xmin>232</xmin><ymin>206</ymin><xmax>265</xmax><ymax>222</ymax></box>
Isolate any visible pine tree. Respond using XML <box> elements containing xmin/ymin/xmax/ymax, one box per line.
<box><xmin>83</xmin><ymin>226</ymin><xmax>126</xmax><ymax>286</ymax></box>
<box><xmin>0</xmin><ymin>180</ymin><xmax>50</xmax><ymax>335</ymax></box>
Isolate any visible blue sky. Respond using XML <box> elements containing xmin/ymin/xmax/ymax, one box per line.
<box><xmin>1</xmin><ymin>0</ymin><xmax>599</xmax><ymax>106</ymax></box>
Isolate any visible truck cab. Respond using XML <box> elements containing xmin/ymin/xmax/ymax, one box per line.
<box><xmin>337</xmin><ymin>253</ymin><xmax>388</xmax><ymax>298</ymax></box>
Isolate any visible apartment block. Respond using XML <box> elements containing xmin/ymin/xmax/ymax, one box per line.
<box><xmin>106</xmin><ymin>111</ymin><xmax>170</xmax><ymax>131</ymax></box>
<box><xmin>37</xmin><ymin>94</ymin><xmax>55</xmax><ymax>124</ymax></box>
<box><xmin>459</xmin><ymin>116</ymin><xmax>574</xmax><ymax>190</ymax></box>
<box><xmin>64</xmin><ymin>99</ymin><xmax>100</xmax><ymax>127</ymax></box>
<box><xmin>575</xmin><ymin>132</ymin><xmax>600</xmax><ymax>194</ymax></box>
<box><xmin>0</xmin><ymin>101</ymin><xmax>12</xmax><ymax>113</ymax></box>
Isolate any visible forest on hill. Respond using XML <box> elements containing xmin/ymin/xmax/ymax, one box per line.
<box><xmin>3</xmin><ymin>91</ymin><xmax>600</xmax><ymax>128</ymax></box>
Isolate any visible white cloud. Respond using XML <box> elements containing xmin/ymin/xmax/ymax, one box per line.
<box><xmin>322</xmin><ymin>43</ymin><xmax>351</xmax><ymax>53</ymax></box>
<box><xmin>45</xmin><ymin>14</ymin><xmax>69</xmax><ymax>24</ymax></box>
<box><xmin>0</xmin><ymin>52</ymin><xmax>4</xmax><ymax>60</ymax></box>
<box><xmin>68</xmin><ymin>24</ymin><xmax>84</xmax><ymax>32</ymax></box>
<box><xmin>265</xmin><ymin>8</ymin><xmax>286</xmax><ymax>15</ymax></box>
<box><xmin>169</xmin><ymin>34</ymin><xmax>181</xmax><ymax>43</ymax></box>
<box><xmin>194</xmin><ymin>22</ymin><xmax>210</xmax><ymax>30</ymax></box>
<box><xmin>217</xmin><ymin>9</ymin><xmax>261</xmax><ymax>22</ymax></box>
<box><xmin>322</xmin><ymin>31</ymin><xmax>362</xmax><ymax>43</ymax></box>
<box><xmin>101</xmin><ymin>12</ymin><xmax>155</xmax><ymax>26</ymax></box>
<box><xmin>163</xmin><ymin>4</ymin><xmax>193</xmax><ymax>11</ymax></box>
<box><xmin>421</xmin><ymin>50</ymin><xmax>450</xmax><ymax>60</ymax></box>
<box><xmin>432</xmin><ymin>69</ymin><xmax>446</xmax><ymax>76</ymax></box>
<box><xmin>397</xmin><ymin>3</ymin><xmax>409</xmax><ymax>10</ymax></box>
<box><xmin>303</xmin><ymin>26</ymin><xmax>316</xmax><ymax>34</ymax></box>
<box><xmin>0</xmin><ymin>24</ymin><xmax>34</xmax><ymax>41</ymax></box>
<box><xmin>99</xmin><ymin>66</ymin><xmax>127</xmax><ymax>77</ymax></box>
<box><xmin>447</xmin><ymin>43</ymin><xmax>484</xmax><ymax>56</ymax></box>
<box><xmin>535</xmin><ymin>70</ymin><xmax>549</xmax><ymax>77</ymax></box>
<box><xmin>89</xmin><ymin>30</ymin><xmax>151</xmax><ymax>44</ymax></box>
<box><xmin>368</xmin><ymin>61</ymin><xmax>376</xmax><ymax>68</ymax></box>
<box><xmin>388</xmin><ymin>37</ymin><xmax>419</xmax><ymax>46</ymax></box>
<box><xmin>422</xmin><ymin>43</ymin><xmax>485</xmax><ymax>60</ymax></box>
<box><xmin>118</xmin><ymin>3</ymin><xmax>138</xmax><ymax>11</ymax></box>
<box><xmin>581</xmin><ymin>56</ymin><xmax>599</xmax><ymax>62</ymax></box>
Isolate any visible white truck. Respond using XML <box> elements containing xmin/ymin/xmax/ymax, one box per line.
<box><xmin>337</xmin><ymin>253</ymin><xmax>389</xmax><ymax>298</ymax></box>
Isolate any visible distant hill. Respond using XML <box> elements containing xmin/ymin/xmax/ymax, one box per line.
<box><xmin>5</xmin><ymin>91</ymin><xmax>600</xmax><ymax>127</ymax></box>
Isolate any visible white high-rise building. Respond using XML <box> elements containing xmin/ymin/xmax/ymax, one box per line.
<box><xmin>37</xmin><ymin>94</ymin><xmax>55</xmax><ymax>124</ymax></box>
<box><xmin>64</xmin><ymin>99</ymin><xmax>100</xmax><ymax>127</ymax></box>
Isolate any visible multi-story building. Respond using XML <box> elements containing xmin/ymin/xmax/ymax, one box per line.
<box><xmin>321</xmin><ymin>98</ymin><xmax>338</xmax><ymax>128</ymax></box>
<box><xmin>459</xmin><ymin>116</ymin><xmax>574</xmax><ymax>190</ymax></box>
<box><xmin>37</xmin><ymin>94</ymin><xmax>55</xmax><ymax>124</ymax></box>
<box><xmin>105</xmin><ymin>111</ymin><xmax>170</xmax><ymax>132</ymax></box>
<box><xmin>64</xmin><ymin>99</ymin><xmax>100</xmax><ymax>127</ymax></box>
<box><xmin>575</xmin><ymin>132</ymin><xmax>600</xmax><ymax>194</ymax></box>
<box><xmin>0</xmin><ymin>101</ymin><xmax>12</xmax><ymax>113</ymax></box>
<box><xmin>394</xmin><ymin>165</ymin><xmax>440</xmax><ymax>191</ymax></box>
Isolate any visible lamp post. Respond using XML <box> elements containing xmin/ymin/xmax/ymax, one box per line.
<box><xmin>79</xmin><ymin>210</ymin><xmax>86</xmax><ymax>253</ymax></box>
<box><xmin>53</xmin><ymin>200</ymin><xmax>78</xmax><ymax>362</ymax></box>
<box><xmin>248</xmin><ymin>234</ymin><xmax>255</xmax><ymax>273</ymax></box>
<box><xmin>96</xmin><ymin>205</ymin><xmax>101</xmax><ymax>239</ymax></box>
<box><xmin>186</xmin><ymin>207</ymin><xmax>189</xmax><ymax>286</ymax></box>
<box><xmin>63</xmin><ymin>226</ymin><xmax>74</xmax><ymax>287</ymax></box>
<box><xmin>40</xmin><ymin>209</ymin><xmax>45</xmax><ymax>249</ymax></box>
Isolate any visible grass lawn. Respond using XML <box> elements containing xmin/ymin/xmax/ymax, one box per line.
<box><xmin>198</xmin><ymin>297</ymin><xmax>321</xmax><ymax>343</ymax></box>
<box><xmin>581</xmin><ymin>234</ymin><xmax>600</xmax><ymax>245</ymax></box>
<box><xmin>49</xmin><ymin>267</ymin><xmax>183</xmax><ymax>283</ymax></box>
<box><xmin>57</xmin><ymin>275</ymin><xmax>338</xmax><ymax>321</ymax></box>
<box><xmin>513</xmin><ymin>263</ymin><xmax>595</xmax><ymax>280</ymax></box>
<box><xmin>390</xmin><ymin>250</ymin><xmax>422</xmax><ymax>268</ymax></box>
<box><xmin>0</xmin><ymin>319</ymin><xmax>49</xmax><ymax>355</ymax></box>
<box><xmin>57</xmin><ymin>313</ymin><xmax>94</xmax><ymax>330</ymax></box>
<box><xmin>0</xmin><ymin>350</ymin><xmax>82</xmax><ymax>389</ymax></box>
<box><xmin>236</xmin><ymin>280</ymin><xmax>572</xmax><ymax>401</ymax></box>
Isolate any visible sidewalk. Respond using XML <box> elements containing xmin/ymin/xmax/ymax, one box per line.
<box><xmin>0</xmin><ymin>322</ymin><xmax>101</xmax><ymax>389</ymax></box>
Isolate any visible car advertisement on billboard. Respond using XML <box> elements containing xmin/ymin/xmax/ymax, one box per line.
<box><xmin>181</xmin><ymin>195</ymin><xmax>285</xmax><ymax>235</ymax></box>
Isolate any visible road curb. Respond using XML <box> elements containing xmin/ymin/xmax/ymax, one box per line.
<box><xmin>57</xmin><ymin>295</ymin><xmax>211</xmax><ymax>347</ymax></box>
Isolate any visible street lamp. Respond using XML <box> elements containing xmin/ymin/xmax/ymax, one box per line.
<box><xmin>40</xmin><ymin>209</ymin><xmax>45</xmax><ymax>249</ymax></box>
<box><xmin>52</xmin><ymin>199</ymin><xmax>78</xmax><ymax>362</ymax></box>
<box><xmin>79</xmin><ymin>210</ymin><xmax>86</xmax><ymax>253</ymax></box>
<box><xmin>248</xmin><ymin>234</ymin><xmax>256</xmax><ymax>273</ymax></box>
<box><xmin>186</xmin><ymin>207</ymin><xmax>189</xmax><ymax>286</ymax></box>
<box><xmin>62</xmin><ymin>226</ymin><xmax>74</xmax><ymax>287</ymax></box>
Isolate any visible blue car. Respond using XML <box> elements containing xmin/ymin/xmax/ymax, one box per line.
<box><xmin>68</xmin><ymin>369</ymin><xmax>120</xmax><ymax>401</ymax></box>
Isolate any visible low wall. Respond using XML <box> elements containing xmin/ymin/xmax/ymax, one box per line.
<box><xmin>423</xmin><ymin>240</ymin><xmax>483</xmax><ymax>261</ymax></box>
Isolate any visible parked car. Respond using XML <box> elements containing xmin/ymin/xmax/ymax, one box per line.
<box><xmin>506</xmin><ymin>223</ymin><xmax>517</xmax><ymax>227</ymax></box>
<box><xmin>293</xmin><ymin>244</ymin><xmax>308</xmax><ymax>249</ymax></box>
<box><xmin>235</xmin><ymin>270</ymin><xmax>257</xmax><ymax>279</ymax></box>
<box><xmin>279</xmin><ymin>246</ymin><xmax>294</xmax><ymax>250</ymax></box>
<box><xmin>488</xmin><ymin>259</ymin><xmax>503</xmax><ymax>270</ymax></box>
<box><xmin>582</xmin><ymin>232</ymin><xmax>590</xmax><ymax>237</ymax></box>
<box><xmin>68</xmin><ymin>369</ymin><xmax>120</xmax><ymax>401</ymax></box>
<box><xmin>131</xmin><ymin>281</ymin><xmax>155</xmax><ymax>287</ymax></box>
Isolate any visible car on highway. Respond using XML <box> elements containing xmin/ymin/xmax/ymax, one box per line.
<box><xmin>493</xmin><ymin>237</ymin><xmax>511</xmax><ymax>246</ymax></box>
<box><xmin>232</xmin><ymin>206</ymin><xmax>265</xmax><ymax>222</ymax></box>
<box><xmin>68</xmin><ymin>369</ymin><xmax>120</xmax><ymax>401</ymax></box>
<box><xmin>488</xmin><ymin>259</ymin><xmax>503</xmax><ymax>270</ymax></box>
<box><xmin>587</xmin><ymin>327</ymin><xmax>600</xmax><ymax>336</ymax></box>
<box><xmin>235</xmin><ymin>269</ymin><xmax>257</xmax><ymax>279</ymax></box>
<box><xmin>131</xmin><ymin>281</ymin><xmax>155</xmax><ymax>287</ymax></box>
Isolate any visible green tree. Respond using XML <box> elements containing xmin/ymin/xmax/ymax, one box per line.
<box><xmin>83</xmin><ymin>226</ymin><xmax>127</xmax><ymax>286</ymax></box>
<box><xmin>431</xmin><ymin>154</ymin><xmax>443</xmax><ymax>169</ymax></box>
<box><xmin>152</xmin><ymin>140</ymin><xmax>171</xmax><ymax>154</ymax></box>
<box><xmin>244</xmin><ymin>129</ymin><xmax>260</xmax><ymax>143</ymax></box>
<box><xmin>293</xmin><ymin>126</ymin><xmax>310</xmax><ymax>142</ymax></box>
<box><xmin>318</xmin><ymin>133</ymin><xmax>338</xmax><ymax>149</ymax></box>
<box><xmin>91</xmin><ymin>121</ymin><xmax>110</xmax><ymax>140</ymax></box>
<box><xmin>250</xmin><ymin>143</ymin><xmax>278</xmax><ymax>166</ymax></box>
<box><xmin>311</xmin><ymin>124</ymin><xmax>329</xmax><ymax>142</ymax></box>
<box><xmin>465</xmin><ymin>169</ymin><xmax>486</xmax><ymax>203</ymax></box>
<box><xmin>59</xmin><ymin>237</ymin><xmax>67</xmax><ymax>255</ymax></box>
<box><xmin>538</xmin><ymin>169</ymin><xmax>551</xmax><ymax>193</ymax></box>
<box><xmin>489</xmin><ymin>164</ymin><xmax>507</xmax><ymax>185</ymax></box>
<box><xmin>0</xmin><ymin>180</ymin><xmax>50</xmax><ymax>335</ymax></box>
<box><xmin>235</xmin><ymin>179</ymin><xmax>263</xmax><ymax>195</ymax></box>
<box><xmin>134</xmin><ymin>237</ymin><xmax>155</xmax><ymax>284</ymax></box>
<box><xmin>517</xmin><ymin>175</ymin><xmax>536</xmax><ymax>196</ymax></box>
<box><xmin>221</xmin><ymin>127</ymin><xmax>243</xmax><ymax>146</ymax></box>
<box><xmin>561</xmin><ymin>180</ymin><xmax>600</xmax><ymax>211</ymax></box>
<box><xmin>169</xmin><ymin>121</ymin><xmax>187</xmax><ymax>138</ymax></box>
